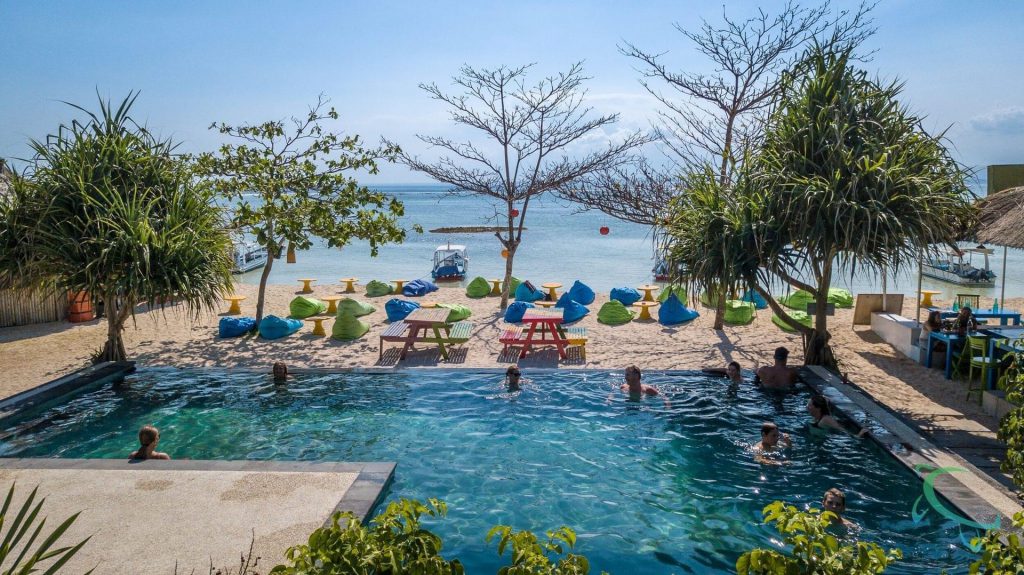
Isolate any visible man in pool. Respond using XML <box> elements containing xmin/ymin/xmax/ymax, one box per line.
<box><xmin>703</xmin><ymin>361</ymin><xmax>743</xmax><ymax>384</ymax></box>
<box><xmin>822</xmin><ymin>487</ymin><xmax>857</xmax><ymax>528</ymax></box>
<box><xmin>621</xmin><ymin>365</ymin><xmax>660</xmax><ymax>396</ymax></box>
<box><xmin>756</xmin><ymin>347</ymin><xmax>799</xmax><ymax>390</ymax></box>
<box><xmin>505</xmin><ymin>366</ymin><xmax>525</xmax><ymax>391</ymax></box>
<box><xmin>754</xmin><ymin>422</ymin><xmax>791</xmax><ymax>464</ymax></box>
<box><xmin>129</xmin><ymin>425</ymin><xmax>171</xmax><ymax>461</ymax></box>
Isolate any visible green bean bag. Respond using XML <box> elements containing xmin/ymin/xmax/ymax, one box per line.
<box><xmin>597</xmin><ymin>300</ymin><xmax>635</xmax><ymax>325</ymax></box>
<box><xmin>365</xmin><ymin>280</ymin><xmax>393</xmax><ymax>297</ymax></box>
<box><xmin>289</xmin><ymin>296</ymin><xmax>327</xmax><ymax>319</ymax></box>
<box><xmin>507</xmin><ymin>276</ymin><xmax>522</xmax><ymax>294</ymax></box>
<box><xmin>828</xmin><ymin>288</ymin><xmax>854</xmax><ymax>308</ymax></box>
<box><xmin>466</xmin><ymin>276</ymin><xmax>492</xmax><ymax>298</ymax></box>
<box><xmin>780</xmin><ymin>290</ymin><xmax>815</xmax><ymax>311</ymax></box>
<box><xmin>772</xmin><ymin>311</ymin><xmax>812</xmax><ymax>332</ymax></box>
<box><xmin>331</xmin><ymin>312</ymin><xmax>370</xmax><ymax>340</ymax></box>
<box><xmin>699</xmin><ymin>291</ymin><xmax>725</xmax><ymax>308</ymax></box>
<box><xmin>659</xmin><ymin>284</ymin><xmax>687</xmax><ymax>304</ymax></box>
<box><xmin>337</xmin><ymin>298</ymin><xmax>375</xmax><ymax>317</ymax></box>
<box><xmin>437</xmin><ymin>303</ymin><xmax>472</xmax><ymax>322</ymax></box>
<box><xmin>723</xmin><ymin>300</ymin><xmax>755</xmax><ymax>325</ymax></box>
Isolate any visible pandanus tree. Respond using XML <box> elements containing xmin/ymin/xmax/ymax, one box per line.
<box><xmin>0</xmin><ymin>93</ymin><xmax>234</xmax><ymax>362</ymax></box>
<box><xmin>751</xmin><ymin>46</ymin><xmax>973</xmax><ymax>365</ymax></box>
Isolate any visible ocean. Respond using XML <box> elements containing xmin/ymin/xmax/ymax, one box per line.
<box><xmin>237</xmin><ymin>183</ymin><xmax>1024</xmax><ymax>300</ymax></box>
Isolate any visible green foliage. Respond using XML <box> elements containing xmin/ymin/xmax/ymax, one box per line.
<box><xmin>0</xmin><ymin>93</ymin><xmax>233</xmax><ymax>362</ymax></box>
<box><xmin>970</xmin><ymin>510</ymin><xmax>1024</xmax><ymax>574</ymax></box>
<box><xmin>0</xmin><ymin>483</ymin><xmax>92</xmax><ymax>574</ymax></box>
<box><xmin>487</xmin><ymin>525</ymin><xmax>603</xmax><ymax>575</ymax></box>
<box><xmin>998</xmin><ymin>351</ymin><xmax>1024</xmax><ymax>489</ymax></box>
<box><xmin>736</xmin><ymin>501</ymin><xmax>901</xmax><ymax>575</ymax></box>
<box><xmin>195</xmin><ymin>95</ymin><xmax>412</xmax><ymax>323</ymax></box>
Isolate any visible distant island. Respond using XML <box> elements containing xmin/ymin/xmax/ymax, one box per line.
<box><xmin>429</xmin><ymin>226</ymin><xmax>527</xmax><ymax>233</ymax></box>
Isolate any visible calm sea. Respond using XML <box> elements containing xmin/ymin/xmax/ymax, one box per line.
<box><xmin>238</xmin><ymin>183</ymin><xmax>1024</xmax><ymax>299</ymax></box>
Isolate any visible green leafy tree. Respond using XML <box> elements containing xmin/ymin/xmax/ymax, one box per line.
<box><xmin>0</xmin><ymin>483</ymin><xmax>92</xmax><ymax>574</ymax></box>
<box><xmin>0</xmin><ymin>93</ymin><xmax>233</xmax><ymax>362</ymax></box>
<box><xmin>196</xmin><ymin>96</ymin><xmax>411</xmax><ymax>324</ymax></box>
<box><xmin>970</xmin><ymin>510</ymin><xmax>1024</xmax><ymax>574</ymax></box>
<box><xmin>736</xmin><ymin>501</ymin><xmax>901</xmax><ymax>574</ymax></box>
<box><xmin>997</xmin><ymin>352</ymin><xmax>1024</xmax><ymax>490</ymax></box>
<box><xmin>745</xmin><ymin>46</ymin><xmax>971</xmax><ymax>365</ymax></box>
<box><xmin>487</xmin><ymin>525</ymin><xmax>603</xmax><ymax>575</ymax></box>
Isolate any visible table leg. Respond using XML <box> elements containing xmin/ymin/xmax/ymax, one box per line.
<box><xmin>344</xmin><ymin>281</ymin><xmax>355</xmax><ymax>293</ymax></box>
<box><xmin>228</xmin><ymin>301</ymin><xmax>241</xmax><ymax>315</ymax></box>
<box><xmin>433</xmin><ymin>325</ymin><xmax>448</xmax><ymax>360</ymax></box>
<box><xmin>313</xmin><ymin>320</ymin><xmax>326</xmax><ymax>337</ymax></box>
<box><xmin>401</xmin><ymin>325</ymin><xmax>422</xmax><ymax>359</ymax></box>
<box><xmin>326</xmin><ymin>301</ymin><xmax>338</xmax><ymax>314</ymax></box>
<box><xmin>988</xmin><ymin>339</ymin><xmax>999</xmax><ymax>390</ymax></box>
<box><xmin>944</xmin><ymin>340</ymin><xmax>953</xmax><ymax>379</ymax></box>
<box><xmin>521</xmin><ymin>322</ymin><xmax>540</xmax><ymax>358</ymax></box>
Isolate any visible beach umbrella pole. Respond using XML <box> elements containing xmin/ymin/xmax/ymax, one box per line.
<box><xmin>916</xmin><ymin>252</ymin><xmax>923</xmax><ymax>324</ymax></box>
<box><xmin>1001</xmin><ymin>245</ymin><xmax>1008</xmax><ymax>306</ymax></box>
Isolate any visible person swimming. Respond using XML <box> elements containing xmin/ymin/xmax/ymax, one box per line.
<box><xmin>807</xmin><ymin>395</ymin><xmax>844</xmax><ymax>432</ymax></box>
<box><xmin>754</xmin><ymin>422</ymin><xmax>791</xmax><ymax>465</ymax></box>
<box><xmin>703</xmin><ymin>361</ymin><xmax>743</xmax><ymax>384</ymax></box>
<box><xmin>756</xmin><ymin>347</ymin><xmax>799</xmax><ymax>390</ymax></box>
<box><xmin>822</xmin><ymin>487</ymin><xmax>858</xmax><ymax>528</ymax></box>
<box><xmin>272</xmin><ymin>362</ymin><xmax>288</xmax><ymax>383</ymax></box>
<box><xmin>505</xmin><ymin>366</ymin><xmax>524</xmax><ymax>391</ymax></box>
<box><xmin>620</xmin><ymin>365</ymin><xmax>660</xmax><ymax>396</ymax></box>
<box><xmin>129</xmin><ymin>425</ymin><xmax>171</xmax><ymax>461</ymax></box>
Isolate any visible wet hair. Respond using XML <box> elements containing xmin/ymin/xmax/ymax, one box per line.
<box><xmin>506</xmin><ymin>366</ymin><xmax>521</xmax><ymax>377</ymax></box>
<box><xmin>761</xmin><ymin>422</ymin><xmax>779</xmax><ymax>436</ymax></box>
<box><xmin>774</xmin><ymin>347</ymin><xmax>789</xmax><ymax>361</ymax></box>
<box><xmin>625</xmin><ymin>365</ymin><xmax>642</xmax><ymax>379</ymax></box>
<box><xmin>727</xmin><ymin>361</ymin><xmax>741</xmax><ymax>371</ymax></box>
<box><xmin>139</xmin><ymin>425</ymin><xmax>159</xmax><ymax>447</ymax></box>
<box><xmin>810</xmin><ymin>395</ymin><xmax>832</xmax><ymax>416</ymax></box>
<box><xmin>823</xmin><ymin>487</ymin><xmax>846</xmax><ymax>509</ymax></box>
<box><xmin>273</xmin><ymin>362</ymin><xmax>288</xmax><ymax>380</ymax></box>
<box><xmin>926</xmin><ymin>310</ymin><xmax>942</xmax><ymax>328</ymax></box>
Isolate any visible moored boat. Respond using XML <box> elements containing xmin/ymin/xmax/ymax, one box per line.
<box><xmin>232</xmin><ymin>241</ymin><xmax>268</xmax><ymax>274</ymax></box>
<box><xmin>921</xmin><ymin>246</ymin><xmax>996</xmax><ymax>287</ymax></box>
<box><xmin>431</xmin><ymin>244</ymin><xmax>468</xmax><ymax>281</ymax></box>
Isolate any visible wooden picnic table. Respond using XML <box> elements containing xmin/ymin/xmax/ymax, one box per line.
<box><xmin>511</xmin><ymin>310</ymin><xmax>569</xmax><ymax>359</ymax></box>
<box><xmin>634</xmin><ymin>301</ymin><xmax>658</xmax><ymax>320</ymax></box>
<box><xmin>379</xmin><ymin>308</ymin><xmax>472</xmax><ymax>361</ymax></box>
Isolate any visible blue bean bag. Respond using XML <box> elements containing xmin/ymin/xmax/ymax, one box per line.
<box><xmin>610</xmin><ymin>287</ymin><xmax>642</xmax><ymax>306</ymax></box>
<box><xmin>504</xmin><ymin>301</ymin><xmax>535</xmax><ymax>323</ymax></box>
<box><xmin>659</xmin><ymin>294</ymin><xmax>699</xmax><ymax>325</ymax></box>
<box><xmin>567</xmin><ymin>280</ymin><xmax>596</xmax><ymax>305</ymax></box>
<box><xmin>258</xmin><ymin>315</ymin><xmax>302</xmax><ymax>340</ymax></box>
<box><xmin>219</xmin><ymin>316</ymin><xmax>256</xmax><ymax>338</ymax></box>
<box><xmin>515</xmin><ymin>281</ymin><xmax>545</xmax><ymax>302</ymax></box>
<box><xmin>403</xmin><ymin>279</ymin><xmax>438</xmax><ymax>297</ymax></box>
<box><xmin>555</xmin><ymin>291</ymin><xmax>574</xmax><ymax>308</ymax></box>
<box><xmin>385</xmin><ymin>298</ymin><xmax>421</xmax><ymax>322</ymax></box>
<box><xmin>741</xmin><ymin>290</ymin><xmax>768</xmax><ymax>310</ymax></box>
<box><xmin>562</xmin><ymin>300</ymin><xmax>589</xmax><ymax>324</ymax></box>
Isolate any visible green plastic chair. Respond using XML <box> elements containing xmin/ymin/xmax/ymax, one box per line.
<box><xmin>966</xmin><ymin>335</ymin><xmax>995</xmax><ymax>404</ymax></box>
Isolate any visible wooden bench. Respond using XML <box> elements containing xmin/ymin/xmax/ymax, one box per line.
<box><xmin>565</xmin><ymin>326</ymin><xmax>588</xmax><ymax>359</ymax></box>
<box><xmin>380</xmin><ymin>321</ymin><xmax>411</xmax><ymax>359</ymax></box>
<box><xmin>499</xmin><ymin>326</ymin><xmax>523</xmax><ymax>353</ymax></box>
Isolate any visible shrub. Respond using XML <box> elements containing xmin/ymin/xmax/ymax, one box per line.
<box><xmin>970</xmin><ymin>510</ymin><xmax>1024</xmax><ymax>574</ymax></box>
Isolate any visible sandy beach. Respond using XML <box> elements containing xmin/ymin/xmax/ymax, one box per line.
<box><xmin>0</xmin><ymin>282</ymin><xmax>1006</xmax><ymax>437</ymax></box>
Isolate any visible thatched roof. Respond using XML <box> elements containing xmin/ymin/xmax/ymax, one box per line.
<box><xmin>976</xmin><ymin>186</ymin><xmax>1024</xmax><ymax>249</ymax></box>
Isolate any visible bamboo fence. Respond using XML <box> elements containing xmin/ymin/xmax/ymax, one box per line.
<box><xmin>0</xmin><ymin>287</ymin><xmax>68</xmax><ymax>327</ymax></box>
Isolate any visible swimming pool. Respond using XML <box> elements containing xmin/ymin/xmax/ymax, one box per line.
<box><xmin>0</xmin><ymin>368</ymin><xmax>973</xmax><ymax>573</ymax></box>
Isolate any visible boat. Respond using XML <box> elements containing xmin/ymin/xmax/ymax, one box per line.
<box><xmin>921</xmin><ymin>245</ymin><xmax>996</xmax><ymax>287</ymax></box>
<box><xmin>431</xmin><ymin>244</ymin><xmax>468</xmax><ymax>281</ymax></box>
<box><xmin>232</xmin><ymin>240</ymin><xmax>268</xmax><ymax>274</ymax></box>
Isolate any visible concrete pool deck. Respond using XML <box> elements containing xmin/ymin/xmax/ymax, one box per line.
<box><xmin>0</xmin><ymin>459</ymin><xmax>394</xmax><ymax>574</ymax></box>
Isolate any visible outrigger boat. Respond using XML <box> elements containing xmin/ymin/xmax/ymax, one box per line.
<box><xmin>232</xmin><ymin>240</ymin><xmax>268</xmax><ymax>274</ymax></box>
<box><xmin>921</xmin><ymin>245</ymin><xmax>996</xmax><ymax>287</ymax></box>
<box><xmin>431</xmin><ymin>244</ymin><xmax>468</xmax><ymax>281</ymax></box>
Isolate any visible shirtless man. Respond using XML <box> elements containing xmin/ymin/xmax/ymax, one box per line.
<box><xmin>756</xmin><ymin>347</ymin><xmax>799</xmax><ymax>390</ymax></box>
<box><xmin>822</xmin><ymin>488</ymin><xmax>858</xmax><ymax>528</ymax></box>
<box><xmin>620</xmin><ymin>365</ymin><xmax>660</xmax><ymax>396</ymax></box>
<box><xmin>754</xmin><ymin>422</ymin><xmax>791</xmax><ymax>465</ymax></box>
<box><xmin>129</xmin><ymin>425</ymin><xmax>171</xmax><ymax>461</ymax></box>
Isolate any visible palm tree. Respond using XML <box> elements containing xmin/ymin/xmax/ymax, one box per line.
<box><xmin>0</xmin><ymin>93</ymin><xmax>234</xmax><ymax>362</ymax></box>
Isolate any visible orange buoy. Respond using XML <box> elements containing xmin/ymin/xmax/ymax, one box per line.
<box><xmin>511</xmin><ymin>209</ymin><xmax>520</xmax><ymax>217</ymax></box>
<box><xmin>501</xmin><ymin>249</ymin><xmax>509</xmax><ymax>258</ymax></box>
<box><xmin>68</xmin><ymin>291</ymin><xmax>95</xmax><ymax>323</ymax></box>
<box><xmin>599</xmin><ymin>226</ymin><xmax>610</xmax><ymax>235</ymax></box>
<box><xmin>286</xmin><ymin>242</ymin><xmax>296</xmax><ymax>264</ymax></box>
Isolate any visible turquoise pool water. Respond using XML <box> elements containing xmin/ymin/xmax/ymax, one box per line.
<box><xmin>0</xmin><ymin>369</ymin><xmax>973</xmax><ymax>573</ymax></box>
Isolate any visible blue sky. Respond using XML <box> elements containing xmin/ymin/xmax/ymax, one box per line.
<box><xmin>2</xmin><ymin>1</ymin><xmax>1022</xmax><ymax>184</ymax></box>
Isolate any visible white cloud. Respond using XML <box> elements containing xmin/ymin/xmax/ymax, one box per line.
<box><xmin>969</xmin><ymin>107</ymin><xmax>1024</xmax><ymax>134</ymax></box>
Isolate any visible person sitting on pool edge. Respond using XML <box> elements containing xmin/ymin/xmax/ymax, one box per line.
<box><xmin>756</xmin><ymin>347</ymin><xmax>799</xmax><ymax>390</ymax></box>
<box><xmin>754</xmin><ymin>422</ymin><xmax>791</xmax><ymax>465</ymax></box>
<box><xmin>130</xmin><ymin>425</ymin><xmax>171</xmax><ymax>461</ymax></box>
<box><xmin>272</xmin><ymin>362</ymin><xmax>289</xmax><ymax>383</ymax></box>
<box><xmin>703</xmin><ymin>361</ymin><xmax>743</xmax><ymax>384</ymax></box>
<box><xmin>822</xmin><ymin>487</ymin><xmax>857</xmax><ymax>528</ymax></box>
<box><xmin>621</xmin><ymin>365</ymin><xmax>660</xmax><ymax>396</ymax></box>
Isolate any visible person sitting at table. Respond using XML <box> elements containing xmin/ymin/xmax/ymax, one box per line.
<box><xmin>954</xmin><ymin>306</ymin><xmax>979</xmax><ymax>336</ymax></box>
<box><xmin>922</xmin><ymin>310</ymin><xmax>947</xmax><ymax>353</ymax></box>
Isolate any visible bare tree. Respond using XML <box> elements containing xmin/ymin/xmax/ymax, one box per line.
<box><xmin>392</xmin><ymin>63</ymin><xmax>647</xmax><ymax>309</ymax></box>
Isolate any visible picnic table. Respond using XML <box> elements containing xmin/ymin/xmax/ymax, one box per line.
<box><xmin>501</xmin><ymin>310</ymin><xmax>569</xmax><ymax>359</ymax></box>
<box><xmin>490</xmin><ymin>279</ymin><xmax>503</xmax><ymax>296</ymax></box>
<box><xmin>224</xmin><ymin>295</ymin><xmax>246</xmax><ymax>315</ymax></box>
<box><xmin>924</xmin><ymin>330</ymin><xmax>962</xmax><ymax>379</ymax></box>
<box><xmin>932</xmin><ymin>307</ymin><xmax>1022</xmax><ymax>326</ymax></box>
<box><xmin>322</xmin><ymin>295</ymin><xmax>343</xmax><ymax>314</ymax></box>
<box><xmin>378</xmin><ymin>307</ymin><xmax>472</xmax><ymax>360</ymax></box>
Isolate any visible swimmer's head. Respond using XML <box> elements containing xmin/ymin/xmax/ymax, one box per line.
<box><xmin>272</xmin><ymin>362</ymin><xmax>288</xmax><ymax>381</ymax></box>
<box><xmin>139</xmin><ymin>425</ymin><xmax>160</xmax><ymax>447</ymax></box>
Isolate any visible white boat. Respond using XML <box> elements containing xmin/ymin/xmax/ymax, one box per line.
<box><xmin>232</xmin><ymin>241</ymin><xmax>268</xmax><ymax>274</ymax></box>
<box><xmin>431</xmin><ymin>244</ymin><xmax>468</xmax><ymax>281</ymax></box>
<box><xmin>921</xmin><ymin>246</ymin><xmax>996</xmax><ymax>287</ymax></box>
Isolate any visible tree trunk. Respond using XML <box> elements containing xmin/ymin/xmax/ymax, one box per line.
<box><xmin>804</xmin><ymin>329</ymin><xmax>836</xmax><ymax>367</ymax></box>
<box><xmin>500</xmin><ymin>246</ymin><xmax>516</xmax><ymax>310</ymax></box>
<box><xmin>713</xmin><ymin>288</ymin><xmax>726</xmax><ymax>330</ymax></box>
<box><xmin>97</xmin><ymin>292</ymin><xmax>128</xmax><ymax>363</ymax></box>
<box><xmin>255</xmin><ymin>243</ymin><xmax>276</xmax><ymax>325</ymax></box>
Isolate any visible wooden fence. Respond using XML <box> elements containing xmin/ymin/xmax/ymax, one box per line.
<box><xmin>0</xmin><ymin>287</ymin><xmax>68</xmax><ymax>328</ymax></box>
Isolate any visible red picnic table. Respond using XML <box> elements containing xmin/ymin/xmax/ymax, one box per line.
<box><xmin>501</xmin><ymin>310</ymin><xmax>569</xmax><ymax>359</ymax></box>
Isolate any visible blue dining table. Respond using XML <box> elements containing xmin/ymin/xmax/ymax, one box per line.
<box><xmin>982</xmin><ymin>327</ymin><xmax>1024</xmax><ymax>389</ymax></box>
<box><xmin>933</xmin><ymin>308</ymin><xmax>1022</xmax><ymax>326</ymax></box>
<box><xmin>925</xmin><ymin>330</ymin><xmax>962</xmax><ymax>379</ymax></box>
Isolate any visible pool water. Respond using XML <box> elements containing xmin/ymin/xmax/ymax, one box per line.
<box><xmin>0</xmin><ymin>369</ymin><xmax>974</xmax><ymax>573</ymax></box>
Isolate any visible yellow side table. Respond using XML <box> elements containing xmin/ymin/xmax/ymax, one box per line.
<box><xmin>298</xmin><ymin>278</ymin><xmax>316</xmax><ymax>294</ymax></box>
<box><xmin>535</xmin><ymin>301</ymin><xmax>557</xmax><ymax>308</ymax></box>
<box><xmin>634</xmin><ymin>301</ymin><xmax>658</xmax><ymax>320</ymax></box>
<box><xmin>490</xmin><ymin>279</ymin><xmax>503</xmax><ymax>296</ymax></box>
<box><xmin>637</xmin><ymin>284</ymin><xmax>660</xmax><ymax>303</ymax></box>
<box><xmin>322</xmin><ymin>295</ymin><xmax>343</xmax><ymax>314</ymax></box>
<box><xmin>306</xmin><ymin>317</ymin><xmax>329</xmax><ymax>337</ymax></box>
<box><xmin>339</xmin><ymin>277</ymin><xmax>358</xmax><ymax>293</ymax></box>
<box><xmin>225</xmin><ymin>295</ymin><xmax>246</xmax><ymax>315</ymax></box>
<box><xmin>541</xmin><ymin>282</ymin><xmax>562</xmax><ymax>301</ymax></box>
<box><xmin>921</xmin><ymin>290</ymin><xmax>942</xmax><ymax>308</ymax></box>
<box><xmin>391</xmin><ymin>279</ymin><xmax>409</xmax><ymax>292</ymax></box>
<box><xmin>420</xmin><ymin>302</ymin><xmax>438</xmax><ymax>308</ymax></box>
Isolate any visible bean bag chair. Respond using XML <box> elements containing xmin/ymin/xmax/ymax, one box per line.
<box><xmin>289</xmin><ymin>296</ymin><xmax>326</xmax><ymax>319</ymax></box>
<box><xmin>597</xmin><ymin>300</ymin><xmax>635</xmax><ymax>325</ymax></box>
<box><xmin>403</xmin><ymin>279</ymin><xmax>438</xmax><ymax>297</ymax></box>
<box><xmin>658</xmin><ymin>295</ymin><xmax>698</xmax><ymax>325</ymax></box>
<box><xmin>385</xmin><ymin>298</ymin><xmax>420</xmax><ymax>322</ymax></box>
<box><xmin>699</xmin><ymin>291</ymin><xmax>726</xmax><ymax>308</ymax></box>
<box><xmin>331</xmin><ymin>313</ymin><xmax>370</xmax><ymax>341</ymax></box>
<box><xmin>780</xmin><ymin>289</ymin><xmax>815</xmax><ymax>311</ymax></box>
<box><xmin>259</xmin><ymin>315</ymin><xmax>302</xmax><ymax>339</ymax></box>
<box><xmin>507</xmin><ymin>277</ymin><xmax>522</xmax><ymax>294</ymax></box>
<box><xmin>828</xmin><ymin>288</ymin><xmax>854</xmax><ymax>308</ymax></box>
<box><xmin>337</xmin><ymin>298</ymin><xmax>375</xmax><ymax>317</ymax></box>
<box><xmin>772</xmin><ymin>311</ymin><xmax>812</xmax><ymax>332</ymax></box>
<box><xmin>504</xmin><ymin>301</ymin><xmax>535</xmax><ymax>323</ymax></box>
<box><xmin>561</xmin><ymin>300</ymin><xmax>589</xmax><ymax>324</ymax></box>
<box><xmin>740</xmin><ymin>290</ymin><xmax>768</xmax><ymax>310</ymax></box>
<box><xmin>465</xmin><ymin>277</ymin><xmax>492</xmax><ymax>298</ymax></box>
<box><xmin>366</xmin><ymin>280</ymin><xmax>393</xmax><ymax>297</ymax></box>
<box><xmin>219</xmin><ymin>316</ymin><xmax>256</xmax><ymax>338</ymax></box>
<box><xmin>567</xmin><ymin>280</ymin><xmax>596</xmax><ymax>305</ymax></box>
<box><xmin>515</xmin><ymin>281</ymin><xmax>545</xmax><ymax>302</ymax></box>
<box><xmin>723</xmin><ymin>300</ymin><xmax>756</xmax><ymax>325</ymax></box>
<box><xmin>610</xmin><ymin>287</ymin><xmax>642</xmax><ymax>306</ymax></box>
<box><xmin>658</xmin><ymin>284</ymin><xmax>687</xmax><ymax>304</ymax></box>
<box><xmin>437</xmin><ymin>303</ymin><xmax>472</xmax><ymax>322</ymax></box>
<box><xmin>555</xmin><ymin>291</ymin><xmax>574</xmax><ymax>308</ymax></box>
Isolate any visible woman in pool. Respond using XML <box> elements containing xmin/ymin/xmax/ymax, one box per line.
<box><xmin>272</xmin><ymin>362</ymin><xmax>289</xmax><ymax>383</ymax></box>
<box><xmin>807</xmin><ymin>395</ymin><xmax>844</xmax><ymax>433</ymax></box>
<box><xmin>130</xmin><ymin>425</ymin><xmax>171</xmax><ymax>461</ymax></box>
<box><xmin>702</xmin><ymin>361</ymin><xmax>743</xmax><ymax>384</ymax></box>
